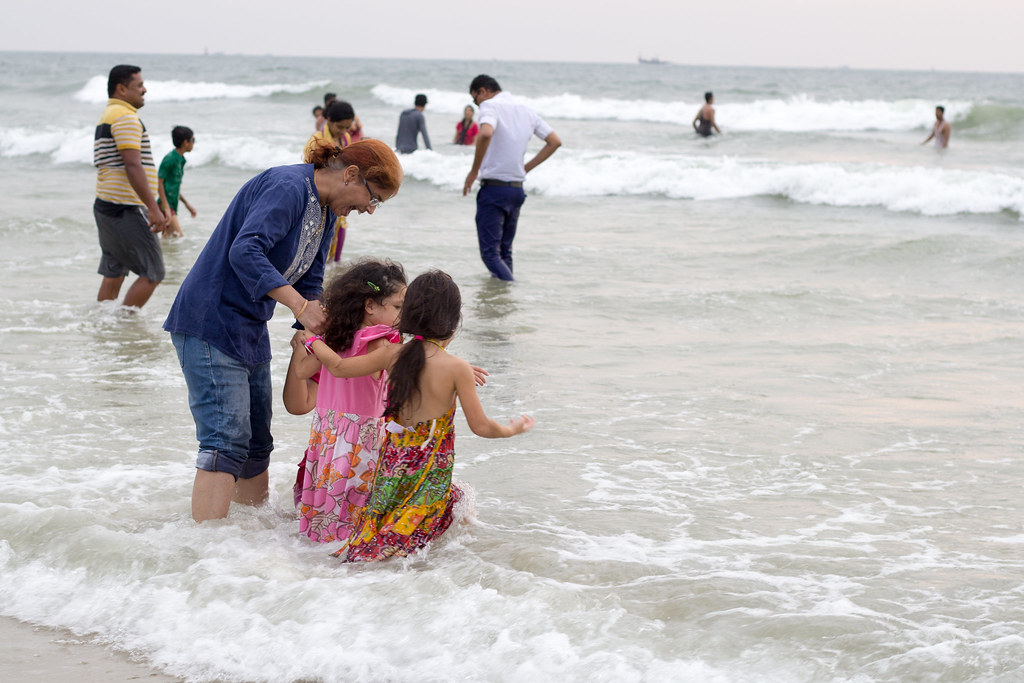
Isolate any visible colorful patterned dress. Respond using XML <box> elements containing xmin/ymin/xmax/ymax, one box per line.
<box><xmin>295</xmin><ymin>324</ymin><xmax>400</xmax><ymax>543</ymax></box>
<box><xmin>336</xmin><ymin>406</ymin><xmax>462</xmax><ymax>562</ymax></box>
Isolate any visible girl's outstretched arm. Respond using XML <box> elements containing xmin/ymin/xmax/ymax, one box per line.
<box><xmin>283</xmin><ymin>332</ymin><xmax>320</xmax><ymax>415</ymax></box>
<box><xmin>454</xmin><ymin>359</ymin><xmax>534</xmax><ymax>438</ymax></box>
<box><xmin>307</xmin><ymin>336</ymin><xmax>398</xmax><ymax>378</ymax></box>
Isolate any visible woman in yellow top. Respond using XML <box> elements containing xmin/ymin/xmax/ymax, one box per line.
<box><xmin>304</xmin><ymin>101</ymin><xmax>358</xmax><ymax>262</ymax></box>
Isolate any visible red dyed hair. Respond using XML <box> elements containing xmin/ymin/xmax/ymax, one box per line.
<box><xmin>306</xmin><ymin>137</ymin><xmax>403</xmax><ymax>197</ymax></box>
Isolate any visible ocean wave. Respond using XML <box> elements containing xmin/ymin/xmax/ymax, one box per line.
<box><xmin>373</xmin><ymin>84</ymin><xmax>979</xmax><ymax>132</ymax></box>
<box><xmin>7</xmin><ymin>123</ymin><xmax>1022</xmax><ymax>218</ymax></box>
<box><xmin>0</xmin><ymin>126</ymin><xmax>79</xmax><ymax>160</ymax></box>
<box><xmin>956</xmin><ymin>103</ymin><xmax>1024</xmax><ymax>137</ymax></box>
<box><xmin>73</xmin><ymin>75</ymin><xmax>328</xmax><ymax>104</ymax></box>
<box><xmin>399</xmin><ymin>149</ymin><xmax>1024</xmax><ymax>219</ymax></box>
<box><xmin>0</xmin><ymin>125</ymin><xmax>303</xmax><ymax>169</ymax></box>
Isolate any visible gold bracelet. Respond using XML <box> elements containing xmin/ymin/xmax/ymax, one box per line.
<box><xmin>296</xmin><ymin>299</ymin><xmax>309</xmax><ymax>318</ymax></box>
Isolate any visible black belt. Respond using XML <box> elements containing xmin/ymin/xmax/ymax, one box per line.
<box><xmin>480</xmin><ymin>179</ymin><xmax>523</xmax><ymax>188</ymax></box>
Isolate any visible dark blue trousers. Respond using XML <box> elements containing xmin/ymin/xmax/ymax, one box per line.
<box><xmin>475</xmin><ymin>184</ymin><xmax>526</xmax><ymax>281</ymax></box>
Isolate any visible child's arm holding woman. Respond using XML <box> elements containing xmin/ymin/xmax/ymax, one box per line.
<box><xmin>306</xmin><ymin>336</ymin><xmax>397</xmax><ymax>378</ymax></box>
<box><xmin>453</xmin><ymin>358</ymin><xmax>533</xmax><ymax>437</ymax></box>
<box><xmin>307</xmin><ymin>335</ymin><xmax>490</xmax><ymax>385</ymax></box>
<box><xmin>283</xmin><ymin>331</ymin><xmax>321</xmax><ymax>414</ymax></box>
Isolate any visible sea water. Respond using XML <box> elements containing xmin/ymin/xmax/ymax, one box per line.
<box><xmin>1</xmin><ymin>51</ymin><xmax>1023</xmax><ymax>682</ymax></box>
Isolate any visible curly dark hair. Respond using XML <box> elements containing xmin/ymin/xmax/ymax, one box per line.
<box><xmin>384</xmin><ymin>270</ymin><xmax>462</xmax><ymax>421</ymax></box>
<box><xmin>319</xmin><ymin>258</ymin><xmax>406</xmax><ymax>353</ymax></box>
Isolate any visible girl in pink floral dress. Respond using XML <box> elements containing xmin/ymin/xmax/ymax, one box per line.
<box><xmin>305</xmin><ymin>270</ymin><xmax>534</xmax><ymax>561</ymax></box>
<box><xmin>284</xmin><ymin>259</ymin><xmax>406</xmax><ymax>543</ymax></box>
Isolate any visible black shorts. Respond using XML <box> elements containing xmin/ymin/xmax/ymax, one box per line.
<box><xmin>94</xmin><ymin>198</ymin><xmax>165</xmax><ymax>281</ymax></box>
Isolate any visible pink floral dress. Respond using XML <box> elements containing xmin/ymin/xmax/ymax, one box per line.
<box><xmin>294</xmin><ymin>325</ymin><xmax>399</xmax><ymax>543</ymax></box>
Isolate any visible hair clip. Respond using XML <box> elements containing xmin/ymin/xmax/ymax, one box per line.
<box><xmin>367</xmin><ymin>281</ymin><xmax>380</xmax><ymax>292</ymax></box>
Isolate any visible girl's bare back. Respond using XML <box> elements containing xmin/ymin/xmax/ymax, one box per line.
<box><xmin>396</xmin><ymin>345</ymin><xmax>463</xmax><ymax>425</ymax></box>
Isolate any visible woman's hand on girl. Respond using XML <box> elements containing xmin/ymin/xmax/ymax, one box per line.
<box><xmin>296</xmin><ymin>299</ymin><xmax>326</xmax><ymax>334</ymax></box>
<box><xmin>471</xmin><ymin>365</ymin><xmax>489</xmax><ymax>386</ymax></box>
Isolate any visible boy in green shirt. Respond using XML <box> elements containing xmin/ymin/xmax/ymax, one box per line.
<box><xmin>157</xmin><ymin>126</ymin><xmax>196</xmax><ymax>237</ymax></box>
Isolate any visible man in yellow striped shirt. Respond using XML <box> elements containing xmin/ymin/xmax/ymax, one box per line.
<box><xmin>93</xmin><ymin>65</ymin><xmax>168</xmax><ymax>309</ymax></box>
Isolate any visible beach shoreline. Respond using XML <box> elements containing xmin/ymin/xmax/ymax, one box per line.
<box><xmin>0</xmin><ymin>616</ymin><xmax>180</xmax><ymax>682</ymax></box>
<box><xmin>1</xmin><ymin>52</ymin><xmax>1023</xmax><ymax>681</ymax></box>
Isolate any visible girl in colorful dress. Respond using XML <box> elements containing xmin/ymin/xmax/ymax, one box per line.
<box><xmin>284</xmin><ymin>258</ymin><xmax>407</xmax><ymax>543</ymax></box>
<box><xmin>304</xmin><ymin>270</ymin><xmax>534</xmax><ymax>561</ymax></box>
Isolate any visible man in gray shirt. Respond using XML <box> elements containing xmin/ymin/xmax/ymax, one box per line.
<box><xmin>395</xmin><ymin>93</ymin><xmax>432</xmax><ymax>154</ymax></box>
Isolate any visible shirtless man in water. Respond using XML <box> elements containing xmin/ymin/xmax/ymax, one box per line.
<box><xmin>692</xmin><ymin>91</ymin><xmax>721</xmax><ymax>137</ymax></box>
<box><xmin>921</xmin><ymin>105</ymin><xmax>951</xmax><ymax>148</ymax></box>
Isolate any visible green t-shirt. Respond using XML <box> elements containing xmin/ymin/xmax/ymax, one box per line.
<box><xmin>157</xmin><ymin>149</ymin><xmax>187</xmax><ymax>211</ymax></box>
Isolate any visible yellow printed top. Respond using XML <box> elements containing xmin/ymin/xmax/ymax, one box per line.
<box><xmin>94</xmin><ymin>98</ymin><xmax>158</xmax><ymax>206</ymax></box>
<box><xmin>303</xmin><ymin>125</ymin><xmax>351</xmax><ymax>163</ymax></box>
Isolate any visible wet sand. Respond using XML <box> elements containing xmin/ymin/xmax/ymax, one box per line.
<box><xmin>0</xmin><ymin>617</ymin><xmax>180</xmax><ymax>682</ymax></box>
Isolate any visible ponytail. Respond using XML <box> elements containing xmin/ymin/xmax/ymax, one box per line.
<box><xmin>384</xmin><ymin>339</ymin><xmax>427</xmax><ymax>421</ymax></box>
<box><xmin>383</xmin><ymin>269</ymin><xmax>462</xmax><ymax>422</ymax></box>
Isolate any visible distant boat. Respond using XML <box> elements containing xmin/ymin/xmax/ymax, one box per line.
<box><xmin>638</xmin><ymin>55</ymin><xmax>668</xmax><ymax>65</ymax></box>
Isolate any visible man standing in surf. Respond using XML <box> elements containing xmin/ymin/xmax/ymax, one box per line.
<box><xmin>692</xmin><ymin>91</ymin><xmax>721</xmax><ymax>137</ymax></box>
<box><xmin>922</xmin><ymin>105</ymin><xmax>951</xmax><ymax>148</ymax></box>
<box><xmin>93</xmin><ymin>65</ymin><xmax>169</xmax><ymax>309</ymax></box>
<box><xmin>462</xmin><ymin>75</ymin><xmax>561</xmax><ymax>281</ymax></box>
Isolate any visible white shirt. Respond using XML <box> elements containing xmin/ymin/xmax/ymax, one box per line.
<box><xmin>477</xmin><ymin>91</ymin><xmax>554</xmax><ymax>182</ymax></box>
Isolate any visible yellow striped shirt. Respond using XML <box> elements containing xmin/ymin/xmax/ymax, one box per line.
<box><xmin>94</xmin><ymin>99</ymin><xmax>158</xmax><ymax>206</ymax></box>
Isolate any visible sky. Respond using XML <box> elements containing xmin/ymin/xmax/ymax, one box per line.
<box><xmin>3</xmin><ymin>0</ymin><xmax>1022</xmax><ymax>73</ymax></box>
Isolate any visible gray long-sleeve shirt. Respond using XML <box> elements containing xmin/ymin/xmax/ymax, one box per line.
<box><xmin>395</xmin><ymin>108</ymin><xmax>431</xmax><ymax>153</ymax></box>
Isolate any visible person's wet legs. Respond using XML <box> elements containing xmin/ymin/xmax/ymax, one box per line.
<box><xmin>192</xmin><ymin>471</ymin><xmax>235</xmax><ymax>521</ymax></box>
<box><xmin>475</xmin><ymin>185</ymin><xmax>525</xmax><ymax>281</ymax></box>
<box><xmin>97</xmin><ymin>275</ymin><xmax>125</xmax><ymax>302</ymax></box>
<box><xmin>234</xmin><ymin>360</ymin><xmax>274</xmax><ymax>507</ymax></box>
<box><xmin>172</xmin><ymin>333</ymin><xmax>273</xmax><ymax>522</ymax></box>
<box><xmin>498</xmin><ymin>198</ymin><xmax>522</xmax><ymax>275</ymax></box>
<box><xmin>121</xmin><ymin>276</ymin><xmax>160</xmax><ymax>308</ymax></box>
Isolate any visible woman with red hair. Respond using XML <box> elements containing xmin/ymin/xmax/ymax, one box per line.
<box><xmin>164</xmin><ymin>138</ymin><xmax>403</xmax><ymax>523</ymax></box>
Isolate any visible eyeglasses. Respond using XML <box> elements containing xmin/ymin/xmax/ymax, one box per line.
<box><xmin>361</xmin><ymin>176</ymin><xmax>385</xmax><ymax>208</ymax></box>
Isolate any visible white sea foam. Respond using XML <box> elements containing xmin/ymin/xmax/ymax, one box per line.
<box><xmin>4</xmin><ymin>125</ymin><xmax>1022</xmax><ymax>216</ymax></box>
<box><xmin>0</xmin><ymin>125</ymin><xmax>302</xmax><ymax>169</ymax></box>
<box><xmin>397</xmin><ymin>148</ymin><xmax>1024</xmax><ymax>218</ymax></box>
<box><xmin>372</xmin><ymin>84</ymin><xmax>974</xmax><ymax>131</ymax></box>
<box><xmin>0</xmin><ymin>520</ymin><xmax>700</xmax><ymax>682</ymax></box>
<box><xmin>0</xmin><ymin>126</ymin><xmax>75</xmax><ymax>157</ymax></box>
<box><xmin>73</xmin><ymin>75</ymin><xmax>328</xmax><ymax>104</ymax></box>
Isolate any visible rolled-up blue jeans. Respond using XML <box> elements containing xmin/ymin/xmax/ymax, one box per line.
<box><xmin>171</xmin><ymin>333</ymin><xmax>273</xmax><ymax>480</ymax></box>
<box><xmin>475</xmin><ymin>184</ymin><xmax>526</xmax><ymax>281</ymax></box>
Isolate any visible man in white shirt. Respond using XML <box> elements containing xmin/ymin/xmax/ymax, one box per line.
<box><xmin>462</xmin><ymin>75</ymin><xmax>561</xmax><ymax>281</ymax></box>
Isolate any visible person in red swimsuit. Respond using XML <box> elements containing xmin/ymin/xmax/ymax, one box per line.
<box><xmin>454</xmin><ymin>105</ymin><xmax>479</xmax><ymax>145</ymax></box>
